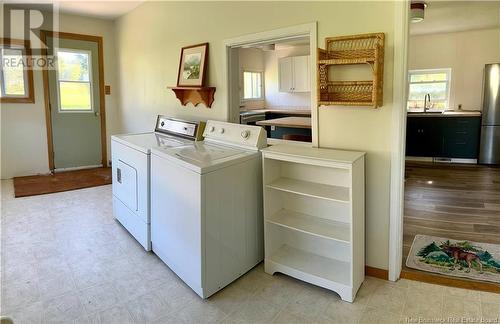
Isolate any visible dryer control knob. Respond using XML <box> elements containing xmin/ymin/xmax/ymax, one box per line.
<box><xmin>219</xmin><ymin>128</ymin><xmax>225</xmax><ymax>134</ymax></box>
<box><xmin>241</xmin><ymin>130</ymin><xmax>250</xmax><ymax>139</ymax></box>
<box><xmin>209</xmin><ymin>126</ymin><xmax>215</xmax><ymax>132</ymax></box>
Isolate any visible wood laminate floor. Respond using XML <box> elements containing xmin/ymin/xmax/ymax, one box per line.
<box><xmin>403</xmin><ymin>161</ymin><xmax>500</xmax><ymax>288</ymax></box>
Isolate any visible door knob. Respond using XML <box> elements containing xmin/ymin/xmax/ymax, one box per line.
<box><xmin>95</xmin><ymin>111</ymin><xmax>100</xmax><ymax>117</ymax></box>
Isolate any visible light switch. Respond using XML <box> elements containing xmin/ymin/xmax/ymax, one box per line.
<box><xmin>105</xmin><ymin>85</ymin><xmax>111</xmax><ymax>95</ymax></box>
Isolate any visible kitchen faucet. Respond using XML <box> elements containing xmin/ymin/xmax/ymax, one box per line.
<box><xmin>424</xmin><ymin>93</ymin><xmax>431</xmax><ymax>112</ymax></box>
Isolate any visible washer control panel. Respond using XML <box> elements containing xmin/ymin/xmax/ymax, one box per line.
<box><xmin>203</xmin><ymin>120</ymin><xmax>267</xmax><ymax>149</ymax></box>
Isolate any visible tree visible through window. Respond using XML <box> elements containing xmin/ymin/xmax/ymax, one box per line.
<box><xmin>407</xmin><ymin>69</ymin><xmax>451</xmax><ymax>109</ymax></box>
<box><xmin>243</xmin><ymin>71</ymin><xmax>263</xmax><ymax>100</ymax></box>
<box><xmin>56</xmin><ymin>49</ymin><xmax>93</xmax><ymax>111</ymax></box>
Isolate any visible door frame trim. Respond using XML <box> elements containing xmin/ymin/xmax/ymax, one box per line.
<box><xmin>388</xmin><ymin>1</ymin><xmax>410</xmax><ymax>281</ymax></box>
<box><xmin>222</xmin><ymin>22</ymin><xmax>318</xmax><ymax>146</ymax></box>
<box><xmin>40</xmin><ymin>30</ymin><xmax>107</xmax><ymax>170</ymax></box>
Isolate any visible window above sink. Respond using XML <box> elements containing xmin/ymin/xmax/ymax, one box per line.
<box><xmin>407</xmin><ymin>68</ymin><xmax>451</xmax><ymax>110</ymax></box>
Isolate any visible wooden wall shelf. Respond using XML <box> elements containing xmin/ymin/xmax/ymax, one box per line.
<box><xmin>317</xmin><ymin>33</ymin><xmax>385</xmax><ymax>108</ymax></box>
<box><xmin>168</xmin><ymin>86</ymin><xmax>216</xmax><ymax>108</ymax></box>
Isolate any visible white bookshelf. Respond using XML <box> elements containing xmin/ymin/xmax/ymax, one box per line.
<box><xmin>261</xmin><ymin>144</ymin><xmax>365</xmax><ymax>303</ymax></box>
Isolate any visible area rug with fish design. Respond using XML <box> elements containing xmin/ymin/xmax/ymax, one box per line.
<box><xmin>406</xmin><ymin>234</ymin><xmax>500</xmax><ymax>283</ymax></box>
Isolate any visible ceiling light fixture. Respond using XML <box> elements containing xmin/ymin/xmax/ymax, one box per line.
<box><xmin>411</xmin><ymin>1</ymin><xmax>427</xmax><ymax>23</ymax></box>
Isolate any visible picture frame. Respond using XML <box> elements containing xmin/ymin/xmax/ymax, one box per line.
<box><xmin>177</xmin><ymin>43</ymin><xmax>208</xmax><ymax>87</ymax></box>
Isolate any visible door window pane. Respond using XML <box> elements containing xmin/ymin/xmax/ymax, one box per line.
<box><xmin>2</xmin><ymin>48</ymin><xmax>26</xmax><ymax>96</ymax></box>
<box><xmin>59</xmin><ymin>82</ymin><xmax>92</xmax><ymax>110</ymax></box>
<box><xmin>56</xmin><ymin>49</ymin><xmax>93</xmax><ymax>111</ymax></box>
<box><xmin>57</xmin><ymin>51</ymin><xmax>90</xmax><ymax>81</ymax></box>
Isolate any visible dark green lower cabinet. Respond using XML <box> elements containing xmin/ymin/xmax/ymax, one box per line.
<box><xmin>406</xmin><ymin>117</ymin><xmax>481</xmax><ymax>159</ymax></box>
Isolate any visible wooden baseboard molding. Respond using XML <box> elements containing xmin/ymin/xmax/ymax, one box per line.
<box><xmin>365</xmin><ymin>266</ymin><xmax>389</xmax><ymax>280</ymax></box>
<box><xmin>401</xmin><ymin>269</ymin><xmax>500</xmax><ymax>293</ymax></box>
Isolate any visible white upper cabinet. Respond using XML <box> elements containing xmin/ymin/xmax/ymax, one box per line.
<box><xmin>278</xmin><ymin>55</ymin><xmax>310</xmax><ymax>93</ymax></box>
<box><xmin>292</xmin><ymin>55</ymin><xmax>310</xmax><ymax>92</ymax></box>
<box><xmin>278</xmin><ymin>57</ymin><xmax>294</xmax><ymax>92</ymax></box>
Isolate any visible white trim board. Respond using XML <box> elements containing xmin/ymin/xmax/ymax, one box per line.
<box><xmin>388</xmin><ymin>0</ymin><xmax>410</xmax><ymax>282</ymax></box>
<box><xmin>223</xmin><ymin>22</ymin><xmax>318</xmax><ymax>147</ymax></box>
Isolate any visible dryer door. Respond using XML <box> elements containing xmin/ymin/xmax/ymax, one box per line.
<box><xmin>114</xmin><ymin>159</ymin><xmax>138</xmax><ymax>211</ymax></box>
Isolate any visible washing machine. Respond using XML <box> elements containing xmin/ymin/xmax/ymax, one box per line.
<box><xmin>150</xmin><ymin>120</ymin><xmax>267</xmax><ymax>298</ymax></box>
<box><xmin>111</xmin><ymin>116</ymin><xmax>205</xmax><ymax>250</ymax></box>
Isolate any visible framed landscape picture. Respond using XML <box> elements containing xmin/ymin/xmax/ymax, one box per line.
<box><xmin>177</xmin><ymin>43</ymin><xmax>208</xmax><ymax>87</ymax></box>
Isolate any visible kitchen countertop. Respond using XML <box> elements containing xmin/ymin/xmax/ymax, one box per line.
<box><xmin>407</xmin><ymin>110</ymin><xmax>482</xmax><ymax>117</ymax></box>
<box><xmin>256</xmin><ymin>117</ymin><xmax>312</xmax><ymax>129</ymax></box>
<box><xmin>240</xmin><ymin>109</ymin><xmax>311</xmax><ymax>116</ymax></box>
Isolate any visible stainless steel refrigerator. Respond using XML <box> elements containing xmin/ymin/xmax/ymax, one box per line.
<box><xmin>479</xmin><ymin>63</ymin><xmax>500</xmax><ymax>164</ymax></box>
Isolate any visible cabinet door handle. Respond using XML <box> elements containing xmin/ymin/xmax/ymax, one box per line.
<box><xmin>117</xmin><ymin>168</ymin><xmax>122</xmax><ymax>184</ymax></box>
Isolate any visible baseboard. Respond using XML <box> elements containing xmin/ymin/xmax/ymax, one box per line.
<box><xmin>401</xmin><ymin>269</ymin><xmax>500</xmax><ymax>293</ymax></box>
<box><xmin>365</xmin><ymin>266</ymin><xmax>389</xmax><ymax>280</ymax></box>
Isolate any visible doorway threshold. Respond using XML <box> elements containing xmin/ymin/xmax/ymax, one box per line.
<box><xmin>54</xmin><ymin>164</ymin><xmax>103</xmax><ymax>173</ymax></box>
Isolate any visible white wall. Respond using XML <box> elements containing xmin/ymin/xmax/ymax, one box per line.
<box><xmin>115</xmin><ymin>1</ymin><xmax>396</xmax><ymax>270</ymax></box>
<box><xmin>238</xmin><ymin>48</ymin><xmax>265</xmax><ymax>110</ymax></box>
<box><xmin>264</xmin><ymin>44</ymin><xmax>310</xmax><ymax>109</ymax></box>
<box><xmin>0</xmin><ymin>13</ymin><xmax>118</xmax><ymax>179</ymax></box>
<box><xmin>409</xmin><ymin>28</ymin><xmax>500</xmax><ymax>110</ymax></box>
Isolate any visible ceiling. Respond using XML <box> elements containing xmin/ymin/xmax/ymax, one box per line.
<box><xmin>57</xmin><ymin>0</ymin><xmax>144</xmax><ymax>19</ymax></box>
<box><xmin>411</xmin><ymin>0</ymin><xmax>500</xmax><ymax>35</ymax></box>
<box><xmin>5</xmin><ymin>0</ymin><xmax>144</xmax><ymax>20</ymax></box>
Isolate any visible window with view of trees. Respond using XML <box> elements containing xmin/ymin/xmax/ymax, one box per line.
<box><xmin>0</xmin><ymin>38</ymin><xmax>34</xmax><ymax>103</ymax></box>
<box><xmin>56</xmin><ymin>49</ymin><xmax>93</xmax><ymax>111</ymax></box>
<box><xmin>407</xmin><ymin>69</ymin><xmax>451</xmax><ymax>109</ymax></box>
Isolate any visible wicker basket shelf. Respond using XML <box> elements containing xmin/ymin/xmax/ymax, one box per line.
<box><xmin>317</xmin><ymin>33</ymin><xmax>384</xmax><ymax>108</ymax></box>
<box><xmin>318</xmin><ymin>81</ymin><xmax>374</xmax><ymax>106</ymax></box>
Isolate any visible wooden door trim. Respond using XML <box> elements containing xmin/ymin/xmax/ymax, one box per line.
<box><xmin>40</xmin><ymin>30</ymin><xmax>107</xmax><ymax>171</ymax></box>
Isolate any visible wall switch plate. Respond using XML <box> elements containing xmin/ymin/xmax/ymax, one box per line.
<box><xmin>105</xmin><ymin>85</ymin><xmax>111</xmax><ymax>95</ymax></box>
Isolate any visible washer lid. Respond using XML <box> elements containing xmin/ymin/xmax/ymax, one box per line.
<box><xmin>152</xmin><ymin>142</ymin><xmax>257</xmax><ymax>174</ymax></box>
<box><xmin>112</xmin><ymin>132</ymin><xmax>192</xmax><ymax>154</ymax></box>
<box><xmin>176</xmin><ymin>144</ymin><xmax>239</xmax><ymax>162</ymax></box>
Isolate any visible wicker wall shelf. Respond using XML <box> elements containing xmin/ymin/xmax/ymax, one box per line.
<box><xmin>168</xmin><ymin>86</ymin><xmax>216</xmax><ymax>108</ymax></box>
<box><xmin>317</xmin><ymin>33</ymin><xmax>385</xmax><ymax>108</ymax></box>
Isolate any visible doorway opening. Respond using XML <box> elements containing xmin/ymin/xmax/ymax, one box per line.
<box><xmin>224</xmin><ymin>23</ymin><xmax>318</xmax><ymax>146</ymax></box>
<box><xmin>41</xmin><ymin>31</ymin><xmax>107</xmax><ymax>172</ymax></box>
<box><xmin>400</xmin><ymin>1</ymin><xmax>500</xmax><ymax>291</ymax></box>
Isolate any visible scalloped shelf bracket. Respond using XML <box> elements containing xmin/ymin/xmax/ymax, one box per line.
<box><xmin>168</xmin><ymin>86</ymin><xmax>216</xmax><ymax>108</ymax></box>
